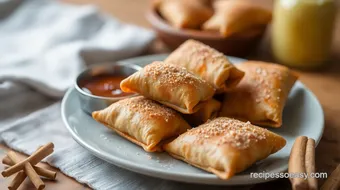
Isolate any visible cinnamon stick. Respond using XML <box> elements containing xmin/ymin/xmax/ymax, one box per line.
<box><xmin>321</xmin><ymin>164</ymin><xmax>340</xmax><ymax>190</ymax></box>
<box><xmin>24</xmin><ymin>163</ymin><xmax>45</xmax><ymax>190</ymax></box>
<box><xmin>8</xmin><ymin>151</ymin><xmax>45</xmax><ymax>190</ymax></box>
<box><xmin>34</xmin><ymin>167</ymin><xmax>57</xmax><ymax>180</ymax></box>
<box><xmin>305</xmin><ymin>138</ymin><xmax>317</xmax><ymax>190</ymax></box>
<box><xmin>289</xmin><ymin>136</ymin><xmax>308</xmax><ymax>190</ymax></box>
<box><xmin>6</xmin><ymin>152</ymin><xmax>27</xmax><ymax>190</ymax></box>
<box><xmin>8</xmin><ymin>171</ymin><xmax>26</xmax><ymax>190</ymax></box>
<box><xmin>2</xmin><ymin>156</ymin><xmax>57</xmax><ymax>180</ymax></box>
<box><xmin>2</xmin><ymin>142</ymin><xmax>54</xmax><ymax>177</ymax></box>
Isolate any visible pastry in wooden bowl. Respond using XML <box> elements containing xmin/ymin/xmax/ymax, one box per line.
<box><xmin>164</xmin><ymin>117</ymin><xmax>286</xmax><ymax>180</ymax></box>
<box><xmin>203</xmin><ymin>0</ymin><xmax>272</xmax><ymax>37</ymax></box>
<box><xmin>165</xmin><ymin>39</ymin><xmax>245</xmax><ymax>93</ymax></box>
<box><xmin>155</xmin><ymin>0</ymin><xmax>213</xmax><ymax>29</ymax></box>
<box><xmin>146</xmin><ymin>3</ymin><xmax>267</xmax><ymax>56</ymax></box>
<box><xmin>92</xmin><ymin>96</ymin><xmax>191</xmax><ymax>152</ymax></box>
<box><xmin>182</xmin><ymin>98</ymin><xmax>221</xmax><ymax>126</ymax></box>
<box><xmin>219</xmin><ymin>61</ymin><xmax>298</xmax><ymax>127</ymax></box>
<box><xmin>120</xmin><ymin>61</ymin><xmax>215</xmax><ymax>114</ymax></box>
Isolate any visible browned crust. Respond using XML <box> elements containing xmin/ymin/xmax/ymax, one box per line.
<box><xmin>114</xmin><ymin>130</ymin><xmax>162</xmax><ymax>152</ymax></box>
<box><xmin>157</xmin><ymin>99</ymin><xmax>205</xmax><ymax>114</ymax></box>
<box><xmin>224</xmin><ymin>115</ymin><xmax>281</xmax><ymax>128</ymax></box>
<box><xmin>91</xmin><ymin>116</ymin><xmax>162</xmax><ymax>152</ymax></box>
<box><xmin>216</xmin><ymin>65</ymin><xmax>246</xmax><ymax>93</ymax></box>
<box><xmin>166</xmin><ymin>152</ymin><xmax>232</xmax><ymax>180</ymax></box>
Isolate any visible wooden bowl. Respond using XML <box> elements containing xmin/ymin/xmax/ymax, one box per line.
<box><xmin>146</xmin><ymin>6</ymin><xmax>267</xmax><ymax>57</ymax></box>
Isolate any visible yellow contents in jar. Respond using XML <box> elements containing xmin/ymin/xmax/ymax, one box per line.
<box><xmin>272</xmin><ymin>0</ymin><xmax>336</xmax><ymax>69</ymax></box>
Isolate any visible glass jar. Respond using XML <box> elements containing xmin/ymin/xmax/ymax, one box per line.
<box><xmin>272</xmin><ymin>0</ymin><xmax>337</xmax><ymax>69</ymax></box>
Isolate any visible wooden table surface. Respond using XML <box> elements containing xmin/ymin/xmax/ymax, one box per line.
<box><xmin>1</xmin><ymin>0</ymin><xmax>340</xmax><ymax>189</ymax></box>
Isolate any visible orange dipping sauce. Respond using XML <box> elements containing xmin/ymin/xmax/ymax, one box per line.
<box><xmin>80</xmin><ymin>75</ymin><xmax>133</xmax><ymax>98</ymax></box>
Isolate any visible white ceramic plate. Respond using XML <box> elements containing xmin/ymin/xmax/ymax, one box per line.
<box><xmin>61</xmin><ymin>54</ymin><xmax>324</xmax><ymax>185</ymax></box>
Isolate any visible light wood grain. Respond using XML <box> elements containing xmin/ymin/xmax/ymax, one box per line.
<box><xmin>1</xmin><ymin>0</ymin><xmax>340</xmax><ymax>189</ymax></box>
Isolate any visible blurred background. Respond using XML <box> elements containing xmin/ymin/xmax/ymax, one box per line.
<box><xmin>62</xmin><ymin>0</ymin><xmax>340</xmax><ymax>63</ymax></box>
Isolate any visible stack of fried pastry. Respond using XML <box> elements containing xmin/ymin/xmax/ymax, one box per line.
<box><xmin>92</xmin><ymin>39</ymin><xmax>298</xmax><ymax>180</ymax></box>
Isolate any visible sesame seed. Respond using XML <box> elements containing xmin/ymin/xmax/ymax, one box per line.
<box><xmin>170</xmin><ymin>40</ymin><xmax>229</xmax><ymax>68</ymax></box>
<box><xmin>116</xmin><ymin>96</ymin><xmax>177</xmax><ymax>122</ymax></box>
<box><xmin>187</xmin><ymin>117</ymin><xmax>267</xmax><ymax>149</ymax></box>
<box><xmin>143</xmin><ymin>61</ymin><xmax>209</xmax><ymax>89</ymax></box>
<box><xmin>256</xmin><ymin>68</ymin><xmax>262</xmax><ymax>74</ymax></box>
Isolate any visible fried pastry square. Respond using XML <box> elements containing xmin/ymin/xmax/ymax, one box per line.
<box><xmin>120</xmin><ymin>61</ymin><xmax>215</xmax><ymax>114</ymax></box>
<box><xmin>165</xmin><ymin>40</ymin><xmax>245</xmax><ymax>93</ymax></box>
<box><xmin>219</xmin><ymin>61</ymin><xmax>298</xmax><ymax>127</ymax></box>
<box><xmin>92</xmin><ymin>96</ymin><xmax>191</xmax><ymax>152</ymax></box>
<box><xmin>156</xmin><ymin>0</ymin><xmax>213</xmax><ymax>29</ymax></box>
<box><xmin>203</xmin><ymin>0</ymin><xmax>272</xmax><ymax>37</ymax></box>
<box><xmin>164</xmin><ymin>117</ymin><xmax>286</xmax><ymax>179</ymax></box>
<box><xmin>182</xmin><ymin>98</ymin><xmax>221</xmax><ymax>126</ymax></box>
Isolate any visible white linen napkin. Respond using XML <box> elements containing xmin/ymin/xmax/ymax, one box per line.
<box><xmin>0</xmin><ymin>0</ymin><xmax>154</xmax><ymax>97</ymax></box>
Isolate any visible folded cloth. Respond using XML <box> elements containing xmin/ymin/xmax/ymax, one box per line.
<box><xmin>0</xmin><ymin>0</ymin><xmax>155</xmax><ymax>97</ymax></box>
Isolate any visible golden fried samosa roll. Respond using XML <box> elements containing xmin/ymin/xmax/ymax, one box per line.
<box><xmin>92</xmin><ymin>97</ymin><xmax>191</xmax><ymax>152</ymax></box>
<box><xmin>203</xmin><ymin>0</ymin><xmax>272</xmax><ymax>37</ymax></box>
<box><xmin>219</xmin><ymin>61</ymin><xmax>298</xmax><ymax>127</ymax></box>
<box><xmin>165</xmin><ymin>40</ymin><xmax>245</xmax><ymax>93</ymax></box>
<box><xmin>182</xmin><ymin>98</ymin><xmax>221</xmax><ymax>126</ymax></box>
<box><xmin>156</xmin><ymin>0</ymin><xmax>213</xmax><ymax>29</ymax></box>
<box><xmin>120</xmin><ymin>61</ymin><xmax>215</xmax><ymax>114</ymax></box>
<box><xmin>164</xmin><ymin>117</ymin><xmax>286</xmax><ymax>180</ymax></box>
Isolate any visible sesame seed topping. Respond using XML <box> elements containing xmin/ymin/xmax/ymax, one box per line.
<box><xmin>237</xmin><ymin>63</ymin><xmax>290</xmax><ymax>108</ymax></box>
<box><xmin>173</xmin><ymin>40</ymin><xmax>229</xmax><ymax>66</ymax></box>
<box><xmin>143</xmin><ymin>61</ymin><xmax>207</xmax><ymax>89</ymax></box>
<box><xmin>116</xmin><ymin>96</ymin><xmax>177</xmax><ymax>122</ymax></box>
<box><xmin>187</xmin><ymin>117</ymin><xmax>267</xmax><ymax>149</ymax></box>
